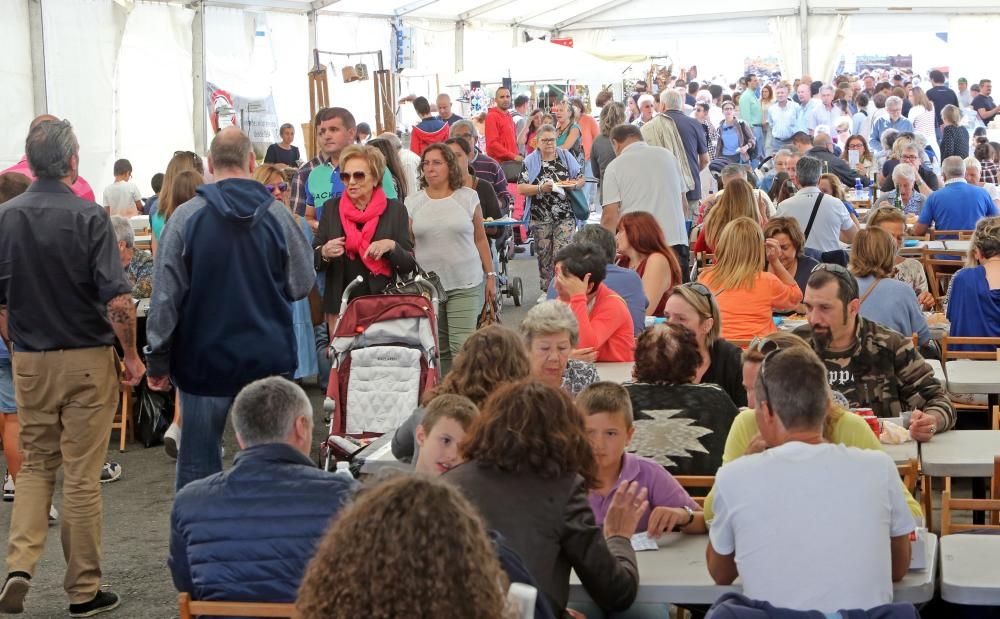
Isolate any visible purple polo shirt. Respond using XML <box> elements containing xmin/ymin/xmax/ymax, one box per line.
<box><xmin>588</xmin><ymin>453</ymin><xmax>698</xmax><ymax>533</ymax></box>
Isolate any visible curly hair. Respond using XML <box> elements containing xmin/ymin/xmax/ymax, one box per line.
<box><xmin>461</xmin><ymin>380</ymin><xmax>598</xmax><ymax>488</ymax></box>
<box><xmin>425</xmin><ymin>325</ymin><xmax>531</xmax><ymax>407</ymax></box>
<box><xmin>296</xmin><ymin>474</ymin><xmax>509</xmax><ymax>619</ymax></box>
<box><xmin>632</xmin><ymin>323</ymin><xmax>701</xmax><ymax>385</ymax></box>
<box><xmin>418</xmin><ymin>143</ymin><xmax>465</xmax><ymax>191</ymax></box>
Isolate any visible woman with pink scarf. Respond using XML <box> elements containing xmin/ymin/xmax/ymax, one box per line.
<box><xmin>316</xmin><ymin>144</ymin><xmax>416</xmax><ymax>336</ymax></box>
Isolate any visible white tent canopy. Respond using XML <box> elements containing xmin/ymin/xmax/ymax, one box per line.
<box><xmin>5</xmin><ymin>0</ymin><xmax>1000</xmax><ymax>195</ymax></box>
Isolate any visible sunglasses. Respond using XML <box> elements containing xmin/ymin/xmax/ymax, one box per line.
<box><xmin>811</xmin><ymin>262</ymin><xmax>859</xmax><ymax>298</ymax></box>
<box><xmin>174</xmin><ymin>150</ymin><xmax>203</xmax><ymax>166</ymax></box>
<box><xmin>339</xmin><ymin>171</ymin><xmax>368</xmax><ymax>183</ymax></box>
<box><xmin>682</xmin><ymin>282</ymin><xmax>714</xmax><ymax>299</ymax></box>
<box><xmin>265</xmin><ymin>182</ymin><xmax>288</xmax><ymax>193</ymax></box>
<box><xmin>757</xmin><ymin>347</ymin><xmax>786</xmax><ymax>410</ymax></box>
<box><xmin>748</xmin><ymin>335</ymin><xmax>781</xmax><ymax>356</ymax></box>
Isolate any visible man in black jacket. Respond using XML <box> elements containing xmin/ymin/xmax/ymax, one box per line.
<box><xmin>807</xmin><ymin>133</ymin><xmax>869</xmax><ymax>188</ymax></box>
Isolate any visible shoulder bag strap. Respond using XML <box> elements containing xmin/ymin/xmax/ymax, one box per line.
<box><xmin>858</xmin><ymin>278</ymin><xmax>882</xmax><ymax>306</ymax></box>
<box><xmin>802</xmin><ymin>192</ymin><xmax>825</xmax><ymax>243</ymax></box>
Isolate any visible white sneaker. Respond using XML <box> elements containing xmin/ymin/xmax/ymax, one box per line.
<box><xmin>536</xmin><ymin>293</ymin><xmax>547</xmax><ymax>305</ymax></box>
<box><xmin>164</xmin><ymin>423</ymin><xmax>180</xmax><ymax>460</ymax></box>
<box><xmin>2</xmin><ymin>472</ymin><xmax>13</xmax><ymax>502</ymax></box>
<box><xmin>100</xmin><ymin>462</ymin><xmax>122</xmax><ymax>484</ymax></box>
<box><xmin>49</xmin><ymin>505</ymin><xmax>58</xmax><ymax>524</ymax></box>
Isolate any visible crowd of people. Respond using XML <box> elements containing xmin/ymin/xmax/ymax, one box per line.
<box><xmin>0</xmin><ymin>63</ymin><xmax>998</xmax><ymax>618</ymax></box>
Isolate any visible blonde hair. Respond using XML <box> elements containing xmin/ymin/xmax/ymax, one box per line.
<box><xmin>704</xmin><ymin>179</ymin><xmax>759</xmax><ymax>250</ymax></box>
<box><xmin>669</xmin><ymin>284</ymin><xmax>721</xmax><ymax>346</ymax></box>
<box><xmin>971</xmin><ymin>215</ymin><xmax>1000</xmax><ymax>266</ymax></box>
<box><xmin>867</xmin><ymin>205</ymin><xmax>906</xmax><ymax>228</ymax></box>
<box><xmin>819</xmin><ymin>173</ymin><xmax>846</xmax><ymax>200</ymax></box>
<box><xmin>849</xmin><ymin>227</ymin><xmax>897</xmax><ymax>279</ymax></box>
<box><xmin>703</xmin><ymin>217</ymin><xmax>765</xmax><ymax>291</ymax></box>
<box><xmin>339</xmin><ymin>144</ymin><xmax>386</xmax><ymax>183</ymax></box>
<box><xmin>941</xmin><ymin>104</ymin><xmax>961</xmax><ymax>125</ymax></box>
<box><xmin>909</xmin><ymin>86</ymin><xmax>932</xmax><ymax>111</ymax></box>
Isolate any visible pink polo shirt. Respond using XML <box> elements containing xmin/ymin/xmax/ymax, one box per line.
<box><xmin>588</xmin><ymin>453</ymin><xmax>699</xmax><ymax>533</ymax></box>
<box><xmin>2</xmin><ymin>157</ymin><xmax>96</xmax><ymax>203</ymax></box>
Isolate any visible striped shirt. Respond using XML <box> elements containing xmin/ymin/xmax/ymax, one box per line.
<box><xmin>767</xmin><ymin>100</ymin><xmax>801</xmax><ymax>140</ymax></box>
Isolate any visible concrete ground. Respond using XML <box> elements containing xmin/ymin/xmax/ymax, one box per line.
<box><xmin>0</xmin><ymin>251</ymin><xmax>973</xmax><ymax>617</ymax></box>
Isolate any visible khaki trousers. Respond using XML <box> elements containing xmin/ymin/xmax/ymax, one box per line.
<box><xmin>7</xmin><ymin>346</ymin><xmax>118</xmax><ymax>604</ymax></box>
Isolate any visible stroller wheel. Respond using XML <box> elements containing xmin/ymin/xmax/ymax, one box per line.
<box><xmin>512</xmin><ymin>277</ymin><xmax>523</xmax><ymax>307</ymax></box>
<box><xmin>529</xmin><ymin>240</ymin><xmax>535</xmax><ymax>256</ymax></box>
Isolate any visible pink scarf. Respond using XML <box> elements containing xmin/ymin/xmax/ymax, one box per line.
<box><xmin>339</xmin><ymin>187</ymin><xmax>392</xmax><ymax>278</ymax></box>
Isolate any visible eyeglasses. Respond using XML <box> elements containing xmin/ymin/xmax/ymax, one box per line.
<box><xmin>538</xmin><ymin>138</ymin><xmax>556</xmax><ymax>144</ymax></box>
<box><xmin>748</xmin><ymin>335</ymin><xmax>780</xmax><ymax>356</ymax></box>
<box><xmin>420</xmin><ymin>160</ymin><xmax>446</xmax><ymax>169</ymax></box>
<box><xmin>810</xmin><ymin>262</ymin><xmax>859</xmax><ymax>297</ymax></box>
<box><xmin>265</xmin><ymin>182</ymin><xmax>288</xmax><ymax>193</ymax></box>
<box><xmin>339</xmin><ymin>171</ymin><xmax>368</xmax><ymax>183</ymax></box>
<box><xmin>681</xmin><ymin>281</ymin><xmax>713</xmax><ymax>299</ymax></box>
<box><xmin>757</xmin><ymin>347</ymin><xmax>786</xmax><ymax>410</ymax></box>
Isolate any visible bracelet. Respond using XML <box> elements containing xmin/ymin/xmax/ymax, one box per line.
<box><xmin>485</xmin><ymin>272</ymin><xmax>497</xmax><ymax>278</ymax></box>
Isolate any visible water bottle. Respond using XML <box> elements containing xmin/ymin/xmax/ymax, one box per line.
<box><xmin>854</xmin><ymin>178</ymin><xmax>864</xmax><ymax>200</ymax></box>
<box><xmin>643</xmin><ymin>316</ymin><xmax>667</xmax><ymax>329</ymax></box>
<box><xmin>334</xmin><ymin>461</ymin><xmax>354</xmax><ymax>481</ymax></box>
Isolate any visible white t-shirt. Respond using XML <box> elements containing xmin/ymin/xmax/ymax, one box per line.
<box><xmin>602</xmin><ymin>142</ymin><xmax>688</xmax><ymax>247</ymax></box>
<box><xmin>776</xmin><ymin>187</ymin><xmax>854</xmax><ymax>253</ymax></box>
<box><xmin>406</xmin><ymin>187</ymin><xmax>483</xmax><ymax>291</ymax></box>
<box><xmin>709</xmin><ymin>441</ymin><xmax>914</xmax><ymax>613</ymax></box>
<box><xmin>103</xmin><ymin>181</ymin><xmax>142</xmax><ymax>216</ymax></box>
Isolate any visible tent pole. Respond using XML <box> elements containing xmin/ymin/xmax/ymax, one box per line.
<box><xmin>799</xmin><ymin>0</ymin><xmax>809</xmax><ymax>77</ymax></box>
<box><xmin>192</xmin><ymin>0</ymin><xmax>208</xmax><ymax>154</ymax></box>
<box><xmin>308</xmin><ymin>10</ymin><xmax>318</xmax><ymax>65</ymax></box>
<box><xmin>455</xmin><ymin>20</ymin><xmax>464</xmax><ymax>73</ymax></box>
<box><xmin>28</xmin><ymin>0</ymin><xmax>47</xmax><ymax>115</ymax></box>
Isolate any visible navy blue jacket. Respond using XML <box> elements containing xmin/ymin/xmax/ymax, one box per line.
<box><xmin>145</xmin><ymin>178</ymin><xmax>315</xmax><ymax>396</ymax></box>
<box><xmin>168</xmin><ymin>443</ymin><xmax>355</xmax><ymax>603</ymax></box>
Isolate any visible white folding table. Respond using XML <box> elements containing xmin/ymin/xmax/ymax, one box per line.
<box><xmin>940</xmin><ymin>534</ymin><xmax>1000</xmax><ymax>606</ymax></box>
<box><xmin>595</xmin><ymin>362</ymin><xmax>635</xmax><ymax>384</ymax></box>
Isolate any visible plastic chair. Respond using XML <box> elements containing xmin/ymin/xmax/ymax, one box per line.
<box><xmin>178</xmin><ymin>593</ymin><xmax>298</xmax><ymax>619</ymax></box>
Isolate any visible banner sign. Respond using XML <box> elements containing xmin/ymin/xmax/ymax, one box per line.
<box><xmin>205</xmin><ymin>82</ymin><xmax>279</xmax><ymax>160</ymax></box>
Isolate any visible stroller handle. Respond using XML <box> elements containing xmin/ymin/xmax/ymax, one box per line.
<box><xmin>412</xmin><ymin>274</ymin><xmax>440</xmax><ymax>308</ymax></box>
<box><xmin>341</xmin><ymin>275</ymin><xmax>366</xmax><ymax>312</ymax></box>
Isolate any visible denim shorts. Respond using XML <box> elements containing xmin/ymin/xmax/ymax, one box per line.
<box><xmin>0</xmin><ymin>357</ymin><xmax>16</xmax><ymax>413</ymax></box>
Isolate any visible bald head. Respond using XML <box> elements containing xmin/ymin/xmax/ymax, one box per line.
<box><xmin>812</xmin><ymin>132</ymin><xmax>832</xmax><ymax>149</ymax></box>
<box><xmin>29</xmin><ymin>114</ymin><xmax>59</xmax><ymax>131</ymax></box>
<box><xmin>209</xmin><ymin>127</ymin><xmax>254</xmax><ymax>176</ymax></box>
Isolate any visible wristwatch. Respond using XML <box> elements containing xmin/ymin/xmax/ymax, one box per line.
<box><xmin>682</xmin><ymin>506</ymin><xmax>695</xmax><ymax>528</ymax></box>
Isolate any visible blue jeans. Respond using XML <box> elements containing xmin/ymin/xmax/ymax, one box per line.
<box><xmin>750</xmin><ymin>125</ymin><xmax>764</xmax><ymax>168</ymax></box>
<box><xmin>176</xmin><ymin>391</ymin><xmax>233</xmax><ymax>491</ymax></box>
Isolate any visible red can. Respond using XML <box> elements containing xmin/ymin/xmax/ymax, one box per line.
<box><xmin>853</xmin><ymin>408</ymin><xmax>880</xmax><ymax>436</ymax></box>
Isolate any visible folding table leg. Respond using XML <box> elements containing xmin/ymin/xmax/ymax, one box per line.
<box><xmin>921</xmin><ymin>475</ymin><xmax>933</xmax><ymax>531</ymax></box>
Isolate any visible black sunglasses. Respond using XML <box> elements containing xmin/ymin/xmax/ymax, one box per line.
<box><xmin>682</xmin><ymin>282</ymin><xmax>713</xmax><ymax>298</ymax></box>
<box><xmin>339</xmin><ymin>171</ymin><xmax>368</xmax><ymax>183</ymax></box>
<box><xmin>748</xmin><ymin>335</ymin><xmax>781</xmax><ymax>356</ymax></box>
<box><xmin>265</xmin><ymin>182</ymin><xmax>288</xmax><ymax>193</ymax></box>
<box><xmin>758</xmin><ymin>347</ymin><xmax>787</xmax><ymax>410</ymax></box>
<box><xmin>810</xmin><ymin>262</ymin><xmax>859</xmax><ymax>297</ymax></box>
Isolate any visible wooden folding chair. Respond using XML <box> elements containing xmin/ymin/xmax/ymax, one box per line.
<box><xmin>940</xmin><ymin>456</ymin><xmax>1000</xmax><ymax>534</ymax></box>
<box><xmin>178</xmin><ymin>593</ymin><xmax>299</xmax><ymax>619</ymax></box>
<box><xmin>674</xmin><ymin>475</ymin><xmax>715</xmax><ymax>508</ymax></box>
<box><xmin>929</xmin><ymin>229</ymin><xmax>975</xmax><ymax>240</ymax></box>
<box><xmin>940</xmin><ymin>336</ymin><xmax>1000</xmax><ymax>426</ymax></box>
<box><xmin>920</xmin><ymin>248</ymin><xmax>968</xmax><ymax>310</ymax></box>
<box><xmin>897</xmin><ymin>458</ymin><xmax>919</xmax><ymax>496</ymax></box>
<box><xmin>112</xmin><ymin>361</ymin><xmax>133</xmax><ymax>452</ymax></box>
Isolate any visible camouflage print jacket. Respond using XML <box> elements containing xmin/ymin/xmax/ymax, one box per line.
<box><xmin>794</xmin><ymin>318</ymin><xmax>956</xmax><ymax>431</ymax></box>
<box><xmin>126</xmin><ymin>248</ymin><xmax>154</xmax><ymax>300</ymax></box>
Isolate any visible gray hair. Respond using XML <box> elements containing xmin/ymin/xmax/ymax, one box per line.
<box><xmin>25</xmin><ymin>119</ymin><xmax>79</xmax><ymax>180</ymax></box>
<box><xmin>279</xmin><ymin>123</ymin><xmax>294</xmax><ymax>133</ymax></box>
<box><xmin>660</xmin><ymin>89</ymin><xmax>684</xmax><ymax>111</ymax></box>
<box><xmin>449</xmin><ymin>119</ymin><xmax>477</xmax><ymax>139</ymax></box>
<box><xmin>819</xmin><ymin>85</ymin><xmax>834</xmax><ymax>95</ymax></box>
<box><xmin>796</xmin><ymin>156</ymin><xmax>823</xmax><ymax>187</ymax></box>
<box><xmin>572</xmin><ymin>224</ymin><xmax>616</xmax><ymax>264</ymax></box>
<box><xmin>753</xmin><ymin>348</ymin><xmax>830</xmax><ymax>432</ymax></box>
<box><xmin>964</xmin><ymin>156</ymin><xmax>982</xmax><ymax>172</ymax></box>
<box><xmin>885</xmin><ymin>95</ymin><xmax>903</xmax><ymax>109</ymax></box>
<box><xmin>720</xmin><ymin>163</ymin><xmax>745</xmax><ymax>181</ymax></box>
<box><xmin>942</xmin><ymin>155</ymin><xmax>966</xmax><ymax>179</ymax></box>
<box><xmin>110</xmin><ymin>216</ymin><xmax>134</xmax><ymax>248</ymax></box>
<box><xmin>536</xmin><ymin>124</ymin><xmax>557</xmax><ymax>137</ymax></box>
<box><xmin>377</xmin><ymin>132</ymin><xmax>402</xmax><ymax>151</ymax></box>
<box><xmin>231</xmin><ymin>376</ymin><xmax>313</xmax><ymax>447</ymax></box>
<box><xmin>520</xmin><ymin>300</ymin><xmax>580</xmax><ymax>347</ymax></box>
<box><xmin>891</xmin><ymin>163</ymin><xmax>917</xmax><ymax>184</ymax></box>
<box><xmin>210</xmin><ymin>128</ymin><xmax>253</xmax><ymax>170</ymax></box>
<box><xmin>812</xmin><ymin>132</ymin><xmax>833</xmax><ymax>148</ymax></box>
<box><xmin>880</xmin><ymin>128</ymin><xmax>899</xmax><ymax>152</ymax></box>
<box><xmin>774</xmin><ymin>148</ymin><xmax>795</xmax><ymax>160</ymax></box>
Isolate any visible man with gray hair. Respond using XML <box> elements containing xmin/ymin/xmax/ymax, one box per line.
<box><xmin>649</xmin><ymin>89</ymin><xmax>710</xmax><ymax>221</ymax></box>
<box><xmin>912</xmin><ymin>155</ymin><xmax>999</xmax><ymax>237</ymax></box>
<box><xmin>168</xmin><ymin>377</ymin><xmax>354</xmax><ymax>606</ymax></box>
<box><xmin>708</xmin><ymin>347</ymin><xmax>914</xmax><ymax>611</ymax></box>
<box><xmin>110</xmin><ymin>216</ymin><xmax>154</xmax><ymax>299</ymax></box>
<box><xmin>776</xmin><ymin>156</ymin><xmax>858</xmax><ymax>256</ymax></box>
<box><xmin>869</xmin><ymin>95</ymin><xmax>913</xmax><ymax>154</ymax></box>
<box><xmin>546</xmin><ymin>224</ymin><xmax>648</xmax><ymax>334</ymax></box>
<box><xmin>145</xmin><ymin>127</ymin><xmax>314</xmax><ymax>491</ymax></box>
<box><xmin>806</xmin><ymin>132</ymin><xmax>869</xmax><ymax>189</ymax></box>
<box><xmin>450</xmin><ymin>119</ymin><xmax>511</xmax><ymax>212</ymax></box>
<box><xmin>0</xmin><ymin>119</ymin><xmax>144</xmax><ymax>616</ymax></box>
<box><xmin>805</xmin><ymin>85</ymin><xmax>839</xmax><ymax>136</ymax></box>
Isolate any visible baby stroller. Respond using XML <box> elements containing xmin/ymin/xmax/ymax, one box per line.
<box><xmin>319</xmin><ymin>275</ymin><xmax>440</xmax><ymax>471</ymax></box>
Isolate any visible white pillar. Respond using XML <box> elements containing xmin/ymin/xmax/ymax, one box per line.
<box><xmin>192</xmin><ymin>0</ymin><xmax>207</xmax><ymax>154</ymax></box>
<box><xmin>308</xmin><ymin>10</ymin><xmax>318</xmax><ymax>67</ymax></box>
<box><xmin>799</xmin><ymin>0</ymin><xmax>809</xmax><ymax>78</ymax></box>
<box><xmin>28</xmin><ymin>0</ymin><xmax>47</xmax><ymax>116</ymax></box>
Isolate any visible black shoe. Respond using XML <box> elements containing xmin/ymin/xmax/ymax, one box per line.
<box><xmin>69</xmin><ymin>591</ymin><xmax>120</xmax><ymax>617</ymax></box>
<box><xmin>0</xmin><ymin>572</ymin><xmax>31</xmax><ymax>614</ymax></box>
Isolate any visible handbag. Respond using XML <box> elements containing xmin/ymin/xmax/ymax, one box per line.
<box><xmin>557</xmin><ymin>150</ymin><xmax>591</xmax><ymax>220</ymax></box>
<box><xmin>477</xmin><ymin>294</ymin><xmax>501</xmax><ymax>328</ymax></box>
<box><xmin>135</xmin><ymin>378</ymin><xmax>172</xmax><ymax>448</ymax></box>
<box><xmin>384</xmin><ymin>264</ymin><xmax>448</xmax><ymax>303</ymax></box>
<box><xmin>802</xmin><ymin>192</ymin><xmax>850</xmax><ymax>266</ymax></box>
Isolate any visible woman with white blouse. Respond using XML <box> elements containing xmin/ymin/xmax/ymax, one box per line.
<box><xmin>406</xmin><ymin>143</ymin><xmax>496</xmax><ymax>364</ymax></box>
<box><xmin>908</xmin><ymin>87</ymin><xmax>938</xmax><ymax>159</ymax></box>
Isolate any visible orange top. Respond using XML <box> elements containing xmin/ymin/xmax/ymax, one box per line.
<box><xmin>697</xmin><ymin>270</ymin><xmax>802</xmax><ymax>341</ymax></box>
<box><xmin>567</xmin><ymin>283</ymin><xmax>635</xmax><ymax>362</ymax></box>
<box><xmin>578</xmin><ymin>114</ymin><xmax>600</xmax><ymax>161</ymax></box>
